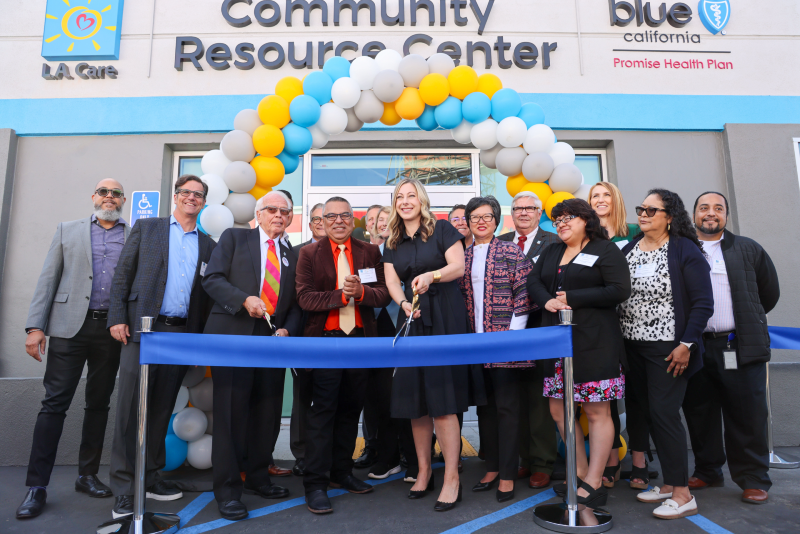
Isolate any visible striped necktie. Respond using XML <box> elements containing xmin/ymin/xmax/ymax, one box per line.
<box><xmin>260</xmin><ymin>239</ymin><xmax>280</xmax><ymax>315</ymax></box>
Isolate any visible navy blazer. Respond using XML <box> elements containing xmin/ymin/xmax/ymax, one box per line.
<box><xmin>621</xmin><ymin>234</ymin><xmax>714</xmax><ymax>377</ymax></box>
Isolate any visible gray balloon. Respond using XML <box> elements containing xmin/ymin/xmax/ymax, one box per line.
<box><xmin>549</xmin><ymin>163</ymin><xmax>584</xmax><ymax>194</ymax></box>
<box><xmin>372</xmin><ymin>69</ymin><xmax>405</xmax><ymax>103</ymax></box>
<box><xmin>495</xmin><ymin>147</ymin><xmax>528</xmax><ymax>177</ymax></box>
<box><xmin>398</xmin><ymin>54</ymin><xmax>429</xmax><ymax>88</ymax></box>
<box><xmin>480</xmin><ymin>144</ymin><xmax>502</xmax><ymax>169</ymax></box>
<box><xmin>345</xmin><ymin>107</ymin><xmax>364</xmax><ymax>132</ymax></box>
<box><xmin>354</xmin><ymin>90</ymin><xmax>384</xmax><ymax>124</ymax></box>
<box><xmin>182</xmin><ymin>366</ymin><xmax>206</xmax><ymax>389</ymax></box>
<box><xmin>522</xmin><ymin>152</ymin><xmax>555</xmax><ymax>183</ymax></box>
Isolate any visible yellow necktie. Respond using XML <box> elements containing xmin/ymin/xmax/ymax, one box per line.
<box><xmin>338</xmin><ymin>244</ymin><xmax>355</xmax><ymax>334</ymax></box>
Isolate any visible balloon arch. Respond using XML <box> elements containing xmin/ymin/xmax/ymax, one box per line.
<box><xmin>197</xmin><ymin>50</ymin><xmax>587</xmax><ymax>237</ymax></box>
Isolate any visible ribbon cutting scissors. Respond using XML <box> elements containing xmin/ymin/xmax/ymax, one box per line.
<box><xmin>393</xmin><ymin>291</ymin><xmax>420</xmax><ymax>347</ymax></box>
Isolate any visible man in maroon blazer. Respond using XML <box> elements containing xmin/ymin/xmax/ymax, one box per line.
<box><xmin>295</xmin><ymin>196</ymin><xmax>390</xmax><ymax>515</ymax></box>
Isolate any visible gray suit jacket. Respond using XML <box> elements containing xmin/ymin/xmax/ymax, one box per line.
<box><xmin>26</xmin><ymin>216</ymin><xmax>131</xmax><ymax>338</ymax></box>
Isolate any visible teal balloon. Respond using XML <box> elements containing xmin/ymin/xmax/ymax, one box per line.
<box><xmin>323</xmin><ymin>56</ymin><xmax>351</xmax><ymax>82</ymax></box>
<box><xmin>164</xmin><ymin>434</ymin><xmax>188</xmax><ymax>472</ymax></box>
<box><xmin>302</xmin><ymin>71</ymin><xmax>334</xmax><ymax>106</ymax></box>
<box><xmin>277</xmin><ymin>150</ymin><xmax>300</xmax><ymax>174</ymax></box>
<box><xmin>416</xmin><ymin>105</ymin><xmax>438</xmax><ymax>131</ymax></box>
<box><xmin>491</xmin><ymin>88</ymin><xmax>522</xmax><ymax>122</ymax></box>
<box><xmin>289</xmin><ymin>95</ymin><xmax>321</xmax><ymax>128</ymax></box>
<box><xmin>517</xmin><ymin>103</ymin><xmax>546</xmax><ymax>128</ymax></box>
<box><xmin>167</xmin><ymin>414</ymin><xmax>176</xmax><ymax>435</ymax></box>
<box><xmin>539</xmin><ymin>218</ymin><xmax>556</xmax><ymax>233</ymax></box>
<box><xmin>434</xmin><ymin>96</ymin><xmax>463</xmax><ymax>130</ymax></box>
<box><xmin>462</xmin><ymin>92</ymin><xmax>491</xmax><ymax>123</ymax></box>
<box><xmin>282</xmin><ymin>123</ymin><xmax>313</xmax><ymax>155</ymax></box>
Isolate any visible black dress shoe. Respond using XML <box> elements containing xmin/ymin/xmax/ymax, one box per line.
<box><xmin>434</xmin><ymin>483</ymin><xmax>462</xmax><ymax>512</ymax></box>
<box><xmin>292</xmin><ymin>459</ymin><xmax>306</xmax><ymax>477</ymax></box>
<box><xmin>497</xmin><ymin>488</ymin><xmax>515</xmax><ymax>503</ymax></box>
<box><xmin>16</xmin><ymin>488</ymin><xmax>46</xmax><ymax>519</ymax></box>
<box><xmin>112</xmin><ymin>495</ymin><xmax>133</xmax><ymax>519</ymax></box>
<box><xmin>329</xmin><ymin>474</ymin><xmax>373</xmax><ymax>494</ymax></box>
<box><xmin>75</xmin><ymin>475</ymin><xmax>113</xmax><ymax>498</ymax></box>
<box><xmin>472</xmin><ymin>478</ymin><xmax>498</xmax><ymax>492</ymax></box>
<box><xmin>306</xmin><ymin>490</ymin><xmax>333</xmax><ymax>514</ymax></box>
<box><xmin>354</xmin><ymin>447</ymin><xmax>378</xmax><ymax>469</ymax></box>
<box><xmin>218</xmin><ymin>499</ymin><xmax>248</xmax><ymax>521</ymax></box>
<box><xmin>243</xmin><ymin>482</ymin><xmax>290</xmax><ymax>499</ymax></box>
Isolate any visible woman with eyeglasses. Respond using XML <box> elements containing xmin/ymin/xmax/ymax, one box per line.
<box><xmin>382</xmin><ymin>178</ymin><xmax>480</xmax><ymax>511</ymax></box>
<box><xmin>448</xmin><ymin>204</ymin><xmax>473</xmax><ymax>249</ymax></box>
<box><xmin>526</xmin><ymin>199</ymin><xmax>631</xmax><ymax>510</ymax></box>
<box><xmin>458</xmin><ymin>196</ymin><xmax>535</xmax><ymax>502</ymax></box>
<box><xmin>618</xmin><ymin>189</ymin><xmax>713</xmax><ymax>520</ymax></box>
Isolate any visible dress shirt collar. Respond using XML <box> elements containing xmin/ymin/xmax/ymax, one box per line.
<box><xmin>514</xmin><ymin>226</ymin><xmax>538</xmax><ymax>242</ymax></box>
<box><xmin>91</xmin><ymin>213</ymin><xmax>127</xmax><ymax>228</ymax></box>
<box><xmin>330</xmin><ymin>237</ymin><xmax>352</xmax><ymax>253</ymax></box>
<box><xmin>170</xmin><ymin>214</ymin><xmax>197</xmax><ymax>234</ymax></box>
<box><xmin>259</xmin><ymin>225</ymin><xmax>282</xmax><ymax>249</ymax></box>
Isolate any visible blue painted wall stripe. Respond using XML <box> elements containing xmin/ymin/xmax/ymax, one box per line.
<box><xmin>3</xmin><ymin>94</ymin><xmax>800</xmax><ymax>137</ymax></box>
<box><xmin>439</xmin><ymin>489</ymin><xmax>557</xmax><ymax>534</ymax></box>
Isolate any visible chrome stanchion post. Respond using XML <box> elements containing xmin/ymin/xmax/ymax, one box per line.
<box><xmin>767</xmin><ymin>363</ymin><xmax>799</xmax><ymax>469</ymax></box>
<box><xmin>533</xmin><ymin>310</ymin><xmax>612</xmax><ymax>533</ymax></box>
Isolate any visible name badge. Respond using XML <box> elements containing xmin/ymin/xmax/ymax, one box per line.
<box><xmin>573</xmin><ymin>253</ymin><xmax>599</xmax><ymax>267</ymax></box>
<box><xmin>533</xmin><ymin>255</ymin><xmax>540</xmax><ymax>264</ymax></box>
<box><xmin>359</xmin><ymin>268</ymin><xmax>378</xmax><ymax>284</ymax></box>
<box><xmin>633</xmin><ymin>263</ymin><xmax>657</xmax><ymax>278</ymax></box>
<box><xmin>200</xmin><ymin>262</ymin><xmax>207</xmax><ymax>276</ymax></box>
<box><xmin>723</xmin><ymin>350</ymin><xmax>738</xmax><ymax>370</ymax></box>
<box><xmin>615</xmin><ymin>240</ymin><xmax>629</xmax><ymax>250</ymax></box>
<box><xmin>712</xmin><ymin>258</ymin><xmax>726</xmax><ymax>275</ymax></box>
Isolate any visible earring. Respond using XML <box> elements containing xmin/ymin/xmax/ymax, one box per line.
<box><xmin>668</xmin><ymin>223</ymin><xmax>671</xmax><ymax>231</ymax></box>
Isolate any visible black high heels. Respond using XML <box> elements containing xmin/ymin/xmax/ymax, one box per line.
<box><xmin>434</xmin><ymin>483</ymin><xmax>462</xmax><ymax>512</ymax></box>
<box><xmin>408</xmin><ymin>472</ymin><xmax>435</xmax><ymax>499</ymax></box>
<box><xmin>496</xmin><ymin>487</ymin><xmax>515</xmax><ymax>503</ymax></box>
<box><xmin>575</xmin><ymin>481</ymin><xmax>608</xmax><ymax>508</ymax></box>
<box><xmin>472</xmin><ymin>477</ymin><xmax>497</xmax><ymax>492</ymax></box>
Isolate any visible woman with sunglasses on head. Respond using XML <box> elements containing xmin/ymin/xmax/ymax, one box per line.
<box><xmin>526</xmin><ymin>199</ymin><xmax>631</xmax><ymax>510</ymax></box>
<box><xmin>618</xmin><ymin>189</ymin><xmax>713</xmax><ymax>520</ymax></box>
<box><xmin>448</xmin><ymin>204</ymin><xmax>473</xmax><ymax>249</ymax></box>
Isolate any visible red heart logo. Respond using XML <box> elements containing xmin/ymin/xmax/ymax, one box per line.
<box><xmin>76</xmin><ymin>13</ymin><xmax>95</xmax><ymax>31</ymax></box>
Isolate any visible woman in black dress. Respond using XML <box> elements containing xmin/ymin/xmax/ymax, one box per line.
<box><xmin>382</xmin><ymin>178</ymin><xmax>473</xmax><ymax>511</ymax></box>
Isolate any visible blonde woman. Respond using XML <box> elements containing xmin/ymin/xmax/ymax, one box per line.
<box><xmin>382</xmin><ymin>178</ymin><xmax>480</xmax><ymax>512</ymax></box>
<box><xmin>588</xmin><ymin>182</ymin><xmax>641</xmax><ymax>247</ymax></box>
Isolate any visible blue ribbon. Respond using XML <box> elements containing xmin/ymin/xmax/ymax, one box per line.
<box><xmin>769</xmin><ymin>326</ymin><xmax>800</xmax><ymax>351</ymax></box>
<box><xmin>139</xmin><ymin>326</ymin><xmax>573</xmax><ymax>368</ymax></box>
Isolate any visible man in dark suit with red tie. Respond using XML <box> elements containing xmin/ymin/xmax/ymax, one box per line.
<box><xmin>202</xmin><ymin>190</ymin><xmax>302</xmax><ymax>520</ymax></box>
<box><xmin>295</xmin><ymin>196</ymin><xmax>390</xmax><ymax>514</ymax></box>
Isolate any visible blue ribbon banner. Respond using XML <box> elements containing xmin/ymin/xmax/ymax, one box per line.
<box><xmin>139</xmin><ymin>326</ymin><xmax>573</xmax><ymax>368</ymax></box>
<box><xmin>768</xmin><ymin>326</ymin><xmax>800</xmax><ymax>351</ymax></box>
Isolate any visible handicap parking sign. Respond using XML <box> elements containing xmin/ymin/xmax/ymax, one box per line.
<box><xmin>130</xmin><ymin>191</ymin><xmax>160</xmax><ymax>226</ymax></box>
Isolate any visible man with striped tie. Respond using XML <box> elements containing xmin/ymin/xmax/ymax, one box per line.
<box><xmin>202</xmin><ymin>190</ymin><xmax>302</xmax><ymax>521</ymax></box>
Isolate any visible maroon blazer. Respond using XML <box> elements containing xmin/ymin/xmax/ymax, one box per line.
<box><xmin>296</xmin><ymin>236</ymin><xmax>391</xmax><ymax>338</ymax></box>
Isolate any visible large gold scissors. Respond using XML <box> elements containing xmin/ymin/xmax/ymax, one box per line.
<box><xmin>393</xmin><ymin>291</ymin><xmax>420</xmax><ymax>347</ymax></box>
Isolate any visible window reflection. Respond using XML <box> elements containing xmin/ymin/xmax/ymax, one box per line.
<box><xmin>311</xmin><ymin>154</ymin><xmax>473</xmax><ymax>187</ymax></box>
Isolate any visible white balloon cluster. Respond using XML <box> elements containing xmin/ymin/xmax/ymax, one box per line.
<box><xmin>166</xmin><ymin>368</ymin><xmax>214</xmax><ymax>471</ymax></box>
<box><xmin>199</xmin><ymin>148</ymin><xmax>258</xmax><ymax>239</ymax></box>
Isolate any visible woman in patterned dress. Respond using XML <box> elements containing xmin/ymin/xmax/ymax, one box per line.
<box><xmin>526</xmin><ymin>199</ymin><xmax>632</xmax><ymax>509</ymax></box>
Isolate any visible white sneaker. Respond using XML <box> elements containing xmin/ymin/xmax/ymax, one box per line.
<box><xmin>637</xmin><ymin>486</ymin><xmax>673</xmax><ymax>503</ymax></box>
<box><xmin>368</xmin><ymin>464</ymin><xmax>402</xmax><ymax>480</ymax></box>
<box><xmin>653</xmin><ymin>496</ymin><xmax>698</xmax><ymax>519</ymax></box>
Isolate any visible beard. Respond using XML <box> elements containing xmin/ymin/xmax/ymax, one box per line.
<box><xmin>94</xmin><ymin>201</ymin><xmax>123</xmax><ymax>222</ymax></box>
<box><xmin>697</xmin><ymin>219</ymin><xmax>724</xmax><ymax>235</ymax></box>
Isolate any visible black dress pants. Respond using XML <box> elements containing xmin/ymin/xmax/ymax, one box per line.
<box><xmin>518</xmin><ymin>365</ymin><xmax>557</xmax><ymax>475</ymax></box>
<box><xmin>26</xmin><ymin>315</ymin><xmax>121</xmax><ymax>487</ymax></box>
<box><xmin>369</xmin><ymin>368</ymin><xmax>402</xmax><ymax>466</ymax></box>
<box><xmin>362</xmin><ymin>308</ymin><xmax>397</xmax><ymax>452</ymax></box>
<box><xmin>290</xmin><ymin>368</ymin><xmax>312</xmax><ymax>461</ymax></box>
<box><xmin>477</xmin><ymin>367</ymin><xmax>522</xmax><ymax>481</ymax></box>
<box><xmin>683</xmin><ymin>335</ymin><xmax>771</xmax><ymax>491</ymax></box>
<box><xmin>624</xmin><ymin>340</ymin><xmax>689</xmax><ymax>487</ymax></box>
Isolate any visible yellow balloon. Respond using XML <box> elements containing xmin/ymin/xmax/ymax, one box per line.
<box><xmin>395</xmin><ymin>88</ymin><xmax>425</xmax><ymax>120</ymax></box>
<box><xmin>618</xmin><ymin>435</ymin><xmax>628</xmax><ymax>461</ymax></box>
<box><xmin>257</xmin><ymin>95</ymin><xmax>290</xmax><ymax>128</ymax></box>
<box><xmin>477</xmin><ymin>73</ymin><xmax>503</xmax><ymax>99</ymax></box>
<box><xmin>380</xmin><ymin>101</ymin><xmax>403</xmax><ymax>126</ymax></box>
<box><xmin>248</xmin><ymin>185</ymin><xmax>273</xmax><ymax>202</ymax></box>
<box><xmin>544</xmin><ymin>191</ymin><xmax>575</xmax><ymax>219</ymax></box>
<box><xmin>252</xmin><ymin>125</ymin><xmax>285</xmax><ymax>158</ymax></box>
<box><xmin>275</xmin><ymin>76</ymin><xmax>304</xmax><ymax>105</ymax></box>
<box><xmin>521</xmin><ymin>181</ymin><xmax>553</xmax><ymax>207</ymax></box>
<box><xmin>419</xmin><ymin>73</ymin><xmax>450</xmax><ymax>106</ymax></box>
<box><xmin>505</xmin><ymin>174</ymin><xmax>529</xmax><ymax>197</ymax></box>
<box><xmin>250</xmin><ymin>156</ymin><xmax>285</xmax><ymax>189</ymax></box>
<box><xmin>448</xmin><ymin>65</ymin><xmax>479</xmax><ymax>100</ymax></box>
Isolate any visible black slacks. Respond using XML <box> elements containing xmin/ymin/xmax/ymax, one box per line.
<box><xmin>26</xmin><ymin>315</ymin><xmax>121</xmax><ymax>487</ymax></box>
<box><xmin>683</xmin><ymin>335</ymin><xmax>771</xmax><ymax>491</ymax></box>
<box><xmin>477</xmin><ymin>367</ymin><xmax>522</xmax><ymax>481</ymax></box>
<box><xmin>518</xmin><ymin>365</ymin><xmax>557</xmax><ymax>475</ymax></box>
<box><xmin>369</xmin><ymin>368</ymin><xmax>402</xmax><ymax>466</ymax></box>
<box><xmin>109</xmin><ymin>322</ymin><xmax>187</xmax><ymax>497</ymax></box>
<box><xmin>624</xmin><ymin>340</ymin><xmax>689</xmax><ymax>487</ymax></box>
<box><xmin>289</xmin><ymin>368</ymin><xmax>312</xmax><ymax>461</ymax></box>
<box><xmin>361</xmin><ymin>369</ymin><xmax>382</xmax><ymax>451</ymax></box>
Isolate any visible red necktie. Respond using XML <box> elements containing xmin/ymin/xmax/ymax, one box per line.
<box><xmin>517</xmin><ymin>235</ymin><xmax>527</xmax><ymax>251</ymax></box>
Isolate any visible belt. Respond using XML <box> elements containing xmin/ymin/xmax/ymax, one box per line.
<box><xmin>87</xmin><ymin>309</ymin><xmax>108</xmax><ymax>320</ymax></box>
<box><xmin>157</xmin><ymin>315</ymin><xmax>187</xmax><ymax>327</ymax></box>
<box><xmin>322</xmin><ymin>327</ymin><xmax>364</xmax><ymax>337</ymax></box>
<box><xmin>703</xmin><ymin>330</ymin><xmax>734</xmax><ymax>340</ymax></box>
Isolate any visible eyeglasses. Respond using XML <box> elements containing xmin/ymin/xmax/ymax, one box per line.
<box><xmin>176</xmin><ymin>188</ymin><xmax>206</xmax><ymax>200</ymax></box>
<box><xmin>469</xmin><ymin>214</ymin><xmax>496</xmax><ymax>223</ymax></box>
<box><xmin>95</xmin><ymin>188</ymin><xmax>124</xmax><ymax>198</ymax></box>
<box><xmin>310</xmin><ymin>216</ymin><xmax>323</xmax><ymax>224</ymax></box>
<box><xmin>553</xmin><ymin>215</ymin><xmax>578</xmax><ymax>227</ymax></box>
<box><xmin>635</xmin><ymin>206</ymin><xmax>667</xmax><ymax>217</ymax></box>
<box><xmin>512</xmin><ymin>206</ymin><xmax>541</xmax><ymax>214</ymax></box>
<box><xmin>323</xmin><ymin>212</ymin><xmax>353</xmax><ymax>222</ymax></box>
<box><xmin>450</xmin><ymin>216</ymin><xmax>466</xmax><ymax>223</ymax></box>
<box><xmin>260</xmin><ymin>205</ymin><xmax>292</xmax><ymax>216</ymax></box>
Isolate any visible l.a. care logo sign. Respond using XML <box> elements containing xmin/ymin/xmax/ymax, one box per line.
<box><xmin>41</xmin><ymin>0</ymin><xmax>125</xmax><ymax>61</ymax></box>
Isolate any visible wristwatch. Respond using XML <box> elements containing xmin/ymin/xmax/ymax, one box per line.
<box><xmin>25</xmin><ymin>328</ymin><xmax>42</xmax><ymax>334</ymax></box>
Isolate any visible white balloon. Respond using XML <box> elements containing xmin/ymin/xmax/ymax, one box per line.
<box><xmin>317</xmin><ymin>103</ymin><xmax>348</xmax><ymax>135</ymax></box>
<box><xmin>308</xmin><ymin>124</ymin><xmax>330</xmax><ymax>148</ymax></box>
<box><xmin>199</xmin><ymin>205</ymin><xmax>234</xmax><ymax>238</ymax></box>
<box><xmin>372</xmin><ymin>69</ymin><xmax>405</xmax><ymax>103</ymax></box>
<box><xmin>522</xmin><ymin>153</ymin><xmax>555</xmax><ymax>183</ymax></box>
<box><xmin>427</xmin><ymin>52</ymin><xmax>456</xmax><ymax>76</ymax></box>
<box><xmin>345</xmin><ymin>107</ymin><xmax>364</xmax><ymax>132</ymax></box>
<box><xmin>480</xmin><ymin>144</ymin><xmax>502</xmax><ymax>169</ymax></box>
<box><xmin>451</xmin><ymin>119</ymin><xmax>473</xmax><ymax>145</ymax></box>
<box><xmin>354</xmin><ymin>90</ymin><xmax>384</xmax><ymax>124</ymax></box>
<box><xmin>573</xmin><ymin>183</ymin><xmax>593</xmax><ymax>202</ymax></box>
<box><xmin>349</xmin><ymin>56</ymin><xmax>381</xmax><ymax>90</ymax></box>
<box><xmin>232</xmin><ymin>222</ymin><xmax>251</xmax><ymax>229</ymax></box>
<box><xmin>331</xmin><ymin>77</ymin><xmax>362</xmax><ymax>109</ymax></box>
<box><xmin>173</xmin><ymin>407</ymin><xmax>208</xmax><ymax>442</ymax></box>
<box><xmin>187</xmin><ymin>434</ymin><xmax>213</xmax><ymax>470</ymax></box>
<box><xmin>523</xmin><ymin>124</ymin><xmax>556</xmax><ymax>154</ymax></box>
<box><xmin>495</xmin><ymin>147</ymin><xmax>528</xmax><ymax>177</ymax></box>
<box><xmin>220</xmin><ymin>130</ymin><xmax>256</xmax><ymax>163</ymax></box>
<box><xmin>201</xmin><ymin>150</ymin><xmax>231</xmax><ymax>177</ymax></box>
<box><xmin>549</xmin><ymin>163</ymin><xmax>584</xmax><ymax>194</ymax></box>
<box><xmin>496</xmin><ymin>117</ymin><xmax>528</xmax><ymax>148</ymax></box>
<box><xmin>200</xmin><ymin>174</ymin><xmax>229</xmax><ymax>205</ymax></box>
<box><xmin>204</xmin><ymin>411</ymin><xmax>214</xmax><ymax>435</ymax></box>
<box><xmin>398</xmin><ymin>54</ymin><xmax>429</xmax><ymax>88</ymax></box>
<box><xmin>223</xmin><ymin>193</ymin><xmax>257</xmax><ymax>224</ymax></box>
<box><xmin>375</xmin><ymin>49</ymin><xmax>403</xmax><ymax>71</ymax></box>
<box><xmin>470</xmin><ymin>119</ymin><xmax>499</xmax><ymax>150</ymax></box>
<box><xmin>182</xmin><ymin>366</ymin><xmax>206</xmax><ymax>389</ymax></box>
<box><xmin>172</xmin><ymin>386</ymin><xmax>189</xmax><ymax>414</ymax></box>
<box><xmin>222</xmin><ymin>161</ymin><xmax>257</xmax><ymax>193</ymax></box>
<box><xmin>549</xmin><ymin>142</ymin><xmax>576</xmax><ymax>168</ymax></box>
<box><xmin>233</xmin><ymin>109</ymin><xmax>263</xmax><ymax>136</ymax></box>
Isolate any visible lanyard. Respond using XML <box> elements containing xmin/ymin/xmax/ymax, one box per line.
<box><xmin>727</xmin><ymin>332</ymin><xmax>735</xmax><ymax>350</ymax></box>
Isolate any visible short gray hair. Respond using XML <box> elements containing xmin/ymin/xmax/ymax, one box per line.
<box><xmin>324</xmin><ymin>196</ymin><xmax>352</xmax><ymax>213</ymax></box>
<box><xmin>254</xmin><ymin>190</ymin><xmax>292</xmax><ymax>218</ymax></box>
<box><xmin>310</xmin><ymin>202</ymin><xmax>325</xmax><ymax>215</ymax></box>
<box><xmin>512</xmin><ymin>191</ymin><xmax>542</xmax><ymax>210</ymax></box>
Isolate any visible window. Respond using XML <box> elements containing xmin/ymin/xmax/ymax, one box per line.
<box><xmin>310</xmin><ymin>154</ymin><xmax>473</xmax><ymax>187</ymax></box>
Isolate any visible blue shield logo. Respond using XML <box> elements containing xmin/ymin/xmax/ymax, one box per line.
<box><xmin>698</xmin><ymin>1</ymin><xmax>731</xmax><ymax>35</ymax></box>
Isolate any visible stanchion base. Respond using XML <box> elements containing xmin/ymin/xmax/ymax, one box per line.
<box><xmin>96</xmin><ymin>512</ymin><xmax>180</xmax><ymax>534</ymax></box>
<box><xmin>533</xmin><ymin>503</ymin><xmax>612</xmax><ymax>533</ymax></box>
<box><xmin>770</xmin><ymin>453</ymin><xmax>800</xmax><ymax>469</ymax></box>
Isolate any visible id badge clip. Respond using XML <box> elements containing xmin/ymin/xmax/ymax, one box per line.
<box><xmin>724</xmin><ymin>332</ymin><xmax>737</xmax><ymax>370</ymax></box>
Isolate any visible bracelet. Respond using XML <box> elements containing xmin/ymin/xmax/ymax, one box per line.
<box><xmin>432</xmin><ymin>270</ymin><xmax>442</xmax><ymax>283</ymax></box>
<box><xmin>400</xmin><ymin>299</ymin><xmax>409</xmax><ymax>307</ymax></box>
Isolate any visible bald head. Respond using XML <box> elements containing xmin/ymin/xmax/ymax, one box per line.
<box><xmin>95</xmin><ymin>178</ymin><xmax>123</xmax><ymax>192</ymax></box>
<box><xmin>92</xmin><ymin>179</ymin><xmax>125</xmax><ymax>223</ymax></box>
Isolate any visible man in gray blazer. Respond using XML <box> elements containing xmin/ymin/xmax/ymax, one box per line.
<box><xmin>17</xmin><ymin>180</ymin><xmax>129</xmax><ymax>520</ymax></box>
<box><xmin>497</xmin><ymin>190</ymin><xmax>560</xmax><ymax>490</ymax></box>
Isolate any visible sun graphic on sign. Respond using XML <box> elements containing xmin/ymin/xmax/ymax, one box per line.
<box><xmin>44</xmin><ymin>1</ymin><xmax>116</xmax><ymax>52</ymax></box>
<box><xmin>41</xmin><ymin>0</ymin><xmax>123</xmax><ymax>60</ymax></box>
